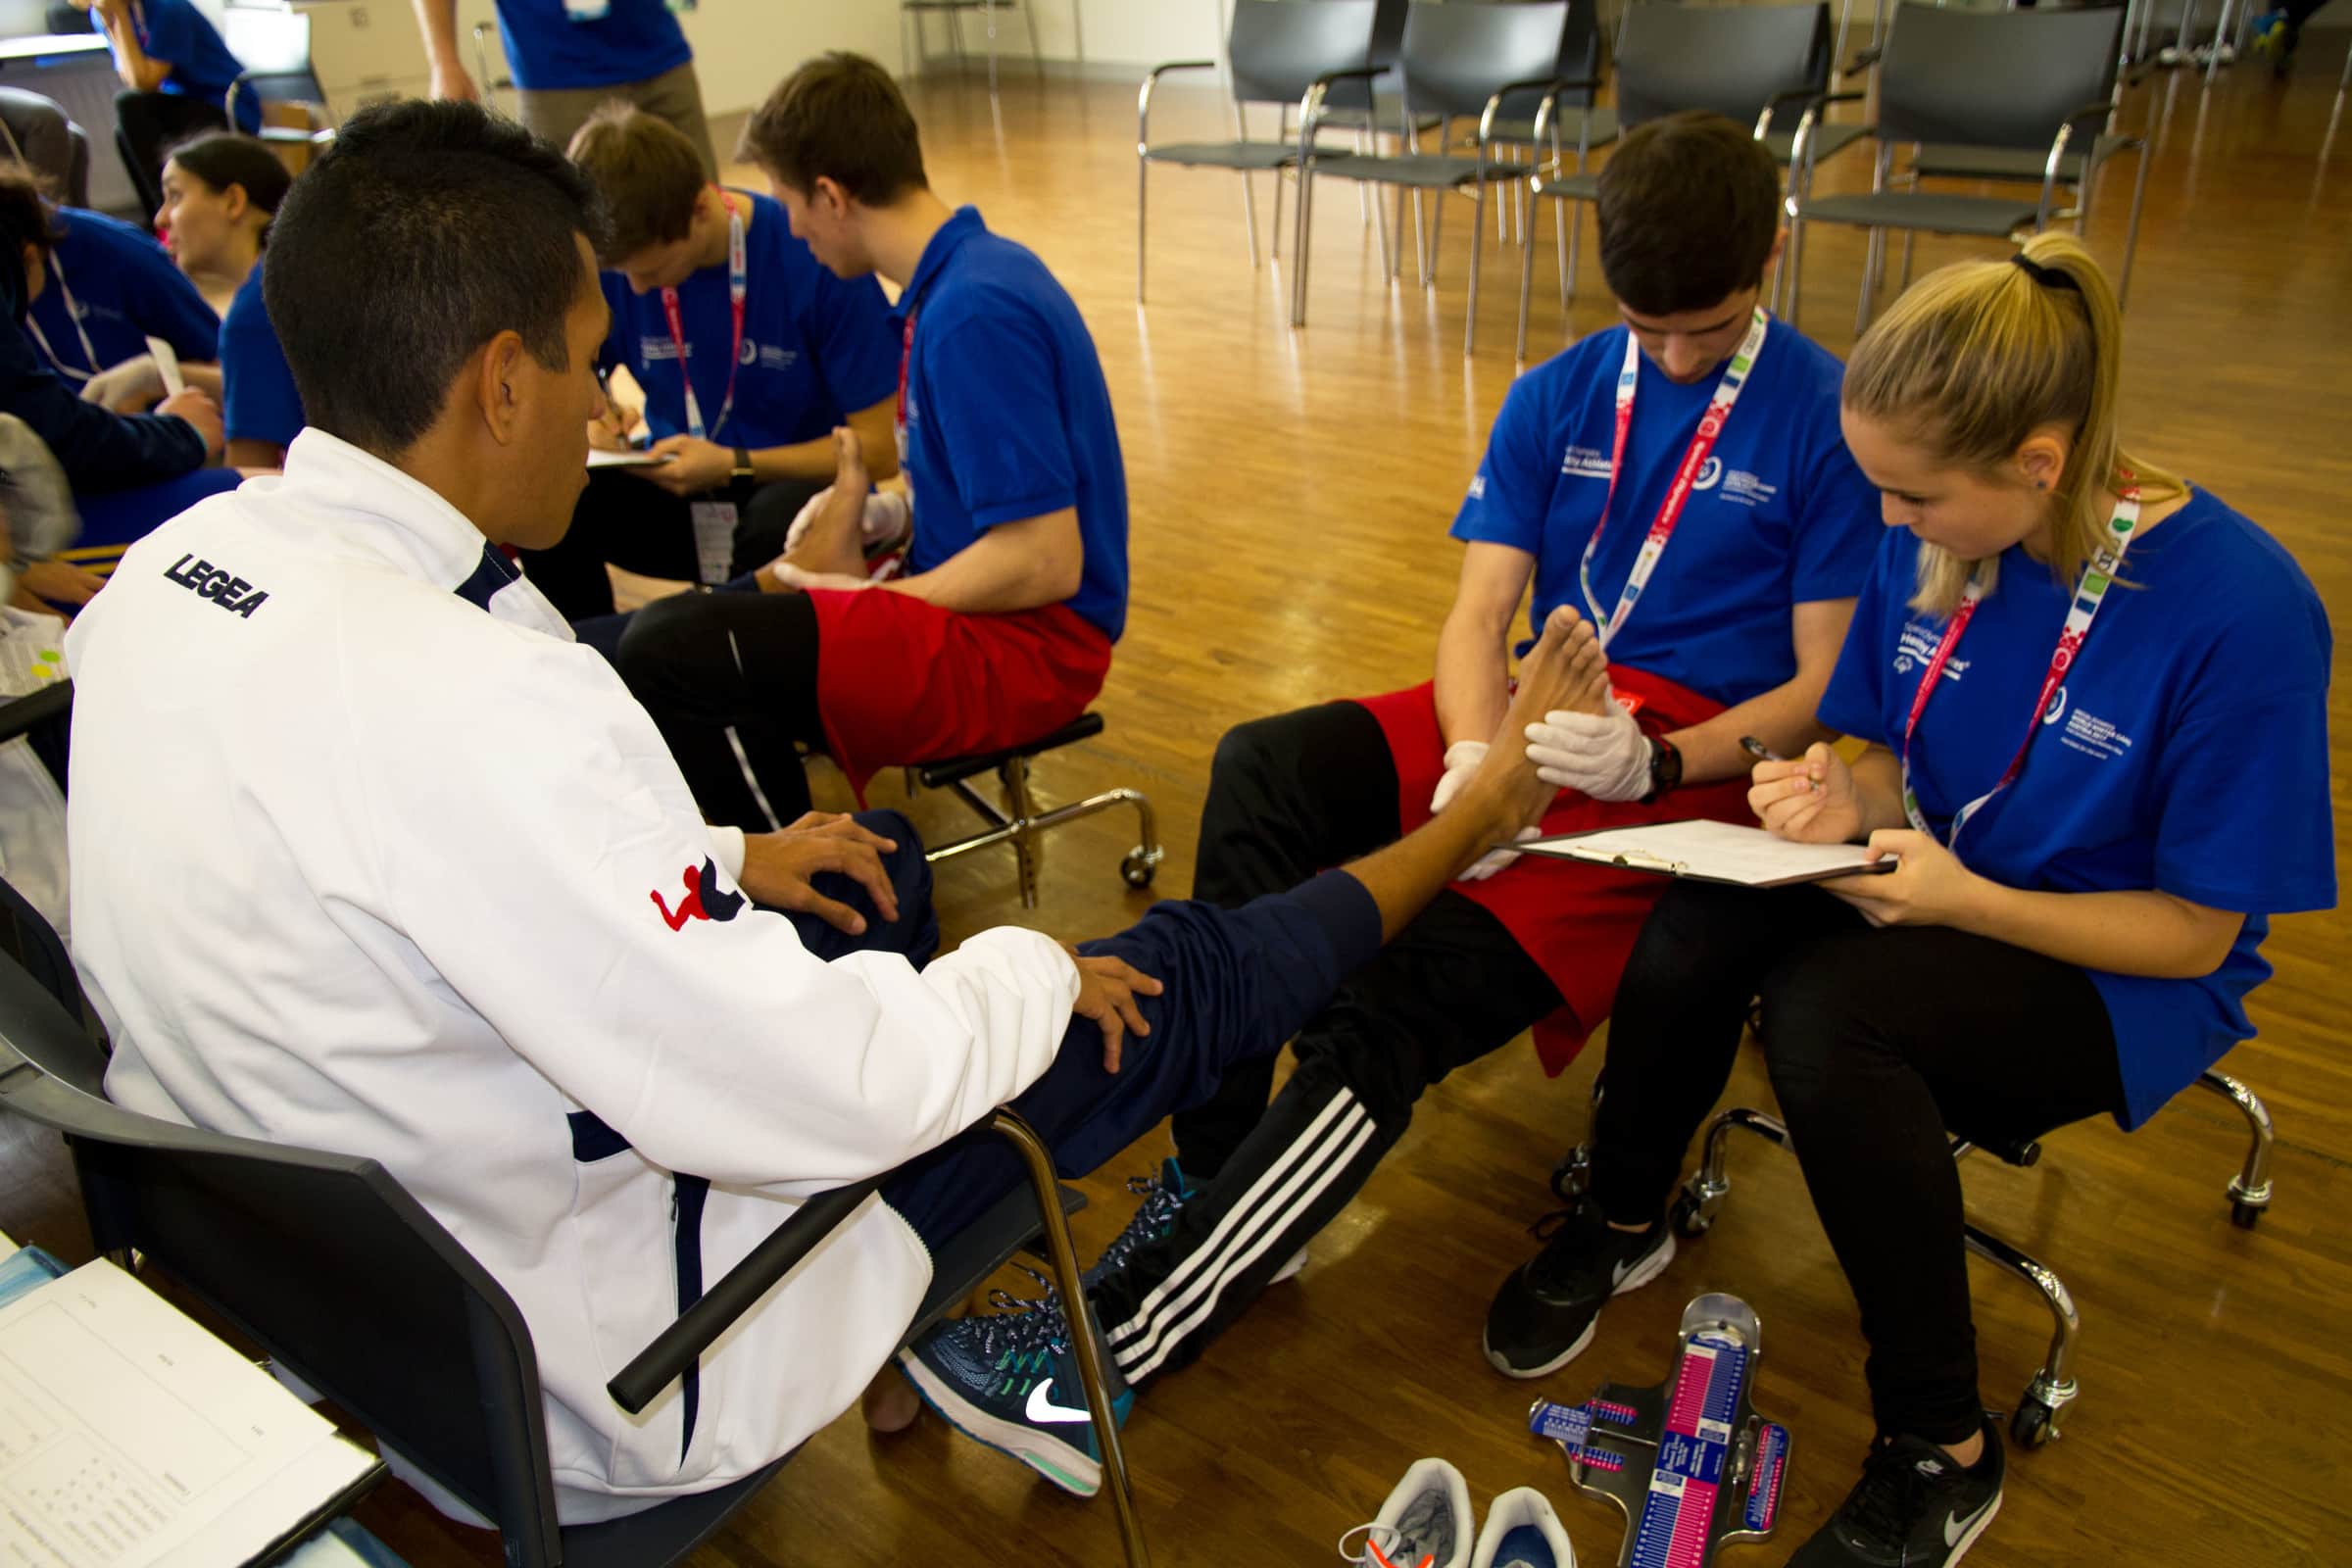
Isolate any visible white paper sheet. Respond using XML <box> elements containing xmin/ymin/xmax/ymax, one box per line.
<box><xmin>1521</xmin><ymin>818</ymin><xmax>1889</xmax><ymax>887</ymax></box>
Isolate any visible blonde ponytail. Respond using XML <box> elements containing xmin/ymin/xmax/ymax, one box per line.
<box><xmin>1841</xmin><ymin>232</ymin><xmax>2183</xmax><ymax>616</ymax></box>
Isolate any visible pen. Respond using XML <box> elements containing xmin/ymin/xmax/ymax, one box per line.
<box><xmin>1739</xmin><ymin>736</ymin><xmax>1787</xmax><ymax>763</ymax></box>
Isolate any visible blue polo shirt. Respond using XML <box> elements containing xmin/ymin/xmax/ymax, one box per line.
<box><xmin>220</xmin><ymin>262</ymin><xmax>303</xmax><ymax>454</ymax></box>
<box><xmin>494</xmin><ymin>0</ymin><xmax>693</xmax><ymax>91</ymax></box>
<box><xmin>898</xmin><ymin>207</ymin><xmax>1129</xmax><ymax>643</ymax></box>
<box><xmin>1453</xmin><ymin>321</ymin><xmax>1881</xmax><ymax>709</ymax></box>
<box><xmin>26</xmin><ymin>208</ymin><xmax>219</xmax><ymax>387</ymax></box>
<box><xmin>92</xmin><ymin>0</ymin><xmax>262</xmax><ymax>132</ymax></box>
<box><xmin>598</xmin><ymin>193</ymin><xmax>898</xmax><ymax>455</ymax></box>
<box><xmin>1819</xmin><ymin>494</ymin><xmax>2334</xmax><ymax>1129</ymax></box>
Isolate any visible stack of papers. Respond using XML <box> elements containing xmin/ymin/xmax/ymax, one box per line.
<box><xmin>1517</xmin><ymin>819</ymin><xmax>1893</xmax><ymax>888</ymax></box>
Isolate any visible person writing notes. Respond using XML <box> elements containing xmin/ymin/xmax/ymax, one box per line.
<box><xmin>1483</xmin><ymin>232</ymin><xmax>2334</xmax><ymax>1568</ymax></box>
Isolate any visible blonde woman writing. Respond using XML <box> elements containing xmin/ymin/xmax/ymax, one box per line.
<box><xmin>1482</xmin><ymin>232</ymin><xmax>2333</xmax><ymax>1567</ymax></box>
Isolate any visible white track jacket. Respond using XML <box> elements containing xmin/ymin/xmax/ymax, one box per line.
<box><xmin>67</xmin><ymin>429</ymin><xmax>1079</xmax><ymax>1522</ymax></box>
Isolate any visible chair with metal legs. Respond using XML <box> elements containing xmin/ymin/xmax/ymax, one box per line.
<box><xmin>902</xmin><ymin>0</ymin><xmax>1047</xmax><ymax>100</ymax></box>
<box><xmin>1137</xmin><ymin>0</ymin><xmax>1386</xmax><ymax>304</ymax></box>
<box><xmin>1551</xmin><ymin>1061</ymin><xmax>2278</xmax><ymax>1453</ymax></box>
<box><xmin>1294</xmin><ymin>0</ymin><xmax>1578</xmax><ymax>354</ymax></box>
<box><xmin>1784</xmin><ymin>4</ymin><xmax>2151</xmax><ymax>335</ymax></box>
<box><xmin>1514</xmin><ymin>1</ymin><xmax>1872</xmax><ymax>359</ymax></box>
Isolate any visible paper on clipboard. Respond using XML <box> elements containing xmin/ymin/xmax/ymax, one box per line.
<box><xmin>1515</xmin><ymin>818</ymin><xmax>1895</xmax><ymax>888</ymax></box>
<box><xmin>586</xmin><ymin>448</ymin><xmax>675</xmax><ymax>469</ymax></box>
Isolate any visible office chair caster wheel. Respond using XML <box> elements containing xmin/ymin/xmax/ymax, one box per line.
<box><xmin>1670</xmin><ymin>1191</ymin><xmax>1715</xmax><ymax>1239</ymax></box>
<box><xmin>2010</xmin><ymin>1397</ymin><xmax>2057</xmax><ymax>1449</ymax></box>
<box><xmin>2230</xmin><ymin>1200</ymin><xmax>2264</xmax><ymax>1230</ymax></box>
<box><xmin>1550</xmin><ymin>1146</ymin><xmax>1592</xmax><ymax>1201</ymax></box>
<box><xmin>1120</xmin><ymin>848</ymin><xmax>1157</xmax><ymax>889</ymax></box>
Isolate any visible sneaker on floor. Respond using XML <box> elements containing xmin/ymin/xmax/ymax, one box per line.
<box><xmin>1788</xmin><ymin>1418</ymin><xmax>2004</xmax><ymax>1567</ymax></box>
<box><xmin>1471</xmin><ymin>1486</ymin><xmax>1576</xmax><ymax>1568</ymax></box>
<box><xmin>1483</xmin><ymin>1196</ymin><xmax>1675</xmax><ymax>1380</ymax></box>
<box><xmin>1341</xmin><ymin>1456</ymin><xmax>1474</xmax><ymax>1568</ymax></box>
<box><xmin>897</xmin><ymin>1286</ymin><xmax>1131</xmax><ymax>1497</ymax></box>
<box><xmin>1085</xmin><ymin>1157</ymin><xmax>1310</xmax><ymax>1290</ymax></box>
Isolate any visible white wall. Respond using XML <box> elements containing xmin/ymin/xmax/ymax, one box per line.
<box><xmin>673</xmin><ymin>0</ymin><xmax>903</xmax><ymax>118</ymax></box>
<box><xmin>1019</xmin><ymin>0</ymin><xmax>1222</xmax><ymax>71</ymax></box>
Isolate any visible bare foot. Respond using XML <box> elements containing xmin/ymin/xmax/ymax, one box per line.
<box><xmin>781</xmin><ymin>426</ymin><xmax>870</xmax><ymax>577</ymax></box>
<box><xmin>1468</xmin><ymin>605</ymin><xmax>1608</xmax><ymax>827</ymax></box>
<box><xmin>860</xmin><ymin>1368</ymin><xmax>921</xmax><ymax>1434</ymax></box>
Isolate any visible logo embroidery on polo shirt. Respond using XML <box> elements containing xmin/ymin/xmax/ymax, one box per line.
<box><xmin>163</xmin><ymin>554</ymin><xmax>269</xmax><ymax>618</ymax></box>
<box><xmin>2058</xmin><ymin>707</ymin><xmax>2132</xmax><ymax>761</ymax></box>
<box><xmin>1693</xmin><ymin>456</ymin><xmax>1724</xmax><ymax>490</ymax></box>
<box><xmin>1893</xmin><ymin>622</ymin><xmax>1968</xmax><ymax>680</ymax></box>
<box><xmin>1560</xmin><ymin>444</ymin><xmax>1612</xmax><ymax>479</ymax></box>
<box><xmin>652</xmin><ymin>858</ymin><xmax>747</xmax><ymax>931</ymax></box>
<box><xmin>1719</xmin><ymin>469</ymin><xmax>1778</xmax><ymax>509</ymax></box>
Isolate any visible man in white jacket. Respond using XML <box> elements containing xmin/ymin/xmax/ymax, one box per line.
<box><xmin>64</xmin><ymin>100</ymin><xmax>1592</xmax><ymax>1521</ymax></box>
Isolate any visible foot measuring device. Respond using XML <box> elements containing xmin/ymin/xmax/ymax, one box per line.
<box><xmin>1526</xmin><ymin>1293</ymin><xmax>1790</xmax><ymax>1567</ymax></box>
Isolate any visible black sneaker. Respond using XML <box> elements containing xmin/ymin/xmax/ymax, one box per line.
<box><xmin>1482</xmin><ymin>1196</ymin><xmax>1675</xmax><ymax>1379</ymax></box>
<box><xmin>1789</xmin><ymin>1420</ymin><xmax>2004</xmax><ymax>1567</ymax></box>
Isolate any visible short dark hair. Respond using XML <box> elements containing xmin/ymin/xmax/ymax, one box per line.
<box><xmin>1595</xmin><ymin>112</ymin><xmax>1782</xmax><ymax>317</ymax></box>
<box><xmin>0</xmin><ymin>167</ymin><xmax>63</xmax><ymax>322</ymax></box>
<box><xmin>264</xmin><ymin>100</ymin><xmax>607</xmax><ymax>458</ymax></box>
<box><xmin>740</xmin><ymin>53</ymin><xmax>927</xmax><ymax>203</ymax></box>
<box><xmin>164</xmin><ymin>132</ymin><xmax>294</xmax><ymax>223</ymax></box>
<box><xmin>567</xmin><ymin>103</ymin><xmax>702</xmax><ymax>264</ymax></box>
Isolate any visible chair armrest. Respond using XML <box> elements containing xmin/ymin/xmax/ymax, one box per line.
<box><xmin>608</xmin><ymin>1173</ymin><xmax>886</xmax><ymax>1414</ymax></box>
<box><xmin>1754</xmin><ymin>84</ymin><xmax>1831</xmax><ymax>140</ymax></box>
<box><xmin>1480</xmin><ymin>74</ymin><xmax>1598</xmax><ymax>146</ymax></box>
<box><xmin>1139</xmin><ymin>59</ymin><xmax>1219</xmax><ymax>148</ymax></box>
<box><xmin>1297</xmin><ymin>65</ymin><xmax>1390</xmax><ymax>149</ymax></box>
<box><xmin>0</xmin><ymin>681</ymin><xmax>70</xmax><ymax>746</ymax></box>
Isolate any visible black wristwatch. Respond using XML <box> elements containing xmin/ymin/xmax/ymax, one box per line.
<box><xmin>1641</xmin><ymin>735</ymin><xmax>1683</xmax><ymax>804</ymax></box>
<box><xmin>730</xmin><ymin>446</ymin><xmax>755</xmax><ymax>482</ymax></box>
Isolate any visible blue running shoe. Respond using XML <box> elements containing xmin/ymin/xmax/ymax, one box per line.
<box><xmin>898</xmin><ymin>1282</ymin><xmax>1132</xmax><ymax>1496</ymax></box>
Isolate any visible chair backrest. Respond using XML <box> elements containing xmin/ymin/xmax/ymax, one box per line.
<box><xmin>0</xmin><ymin>957</ymin><xmax>567</xmax><ymax>1568</ymax></box>
<box><xmin>1614</xmin><ymin>2</ymin><xmax>1831</xmax><ymax>131</ymax></box>
<box><xmin>1876</xmin><ymin>3</ymin><xmax>2125</xmax><ymax>150</ymax></box>
<box><xmin>1227</xmin><ymin>0</ymin><xmax>1382</xmax><ymax>111</ymax></box>
<box><xmin>1398</xmin><ymin>0</ymin><xmax>1574</xmax><ymax>123</ymax></box>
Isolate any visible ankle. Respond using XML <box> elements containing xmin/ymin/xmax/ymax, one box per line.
<box><xmin>1941</xmin><ymin>1429</ymin><xmax>1986</xmax><ymax>1468</ymax></box>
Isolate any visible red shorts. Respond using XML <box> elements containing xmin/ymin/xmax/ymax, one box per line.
<box><xmin>1356</xmin><ymin>666</ymin><xmax>1748</xmax><ymax>1074</ymax></box>
<box><xmin>804</xmin><ymin>588</ymin><xmax>1113</xmax><ymax>800</ymax></box>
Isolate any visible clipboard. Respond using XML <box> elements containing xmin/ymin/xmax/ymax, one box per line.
<box><xmin>1509</xmin><ymin>818</ymin><xmax>1897</xmax><ymax>889</ymax></box>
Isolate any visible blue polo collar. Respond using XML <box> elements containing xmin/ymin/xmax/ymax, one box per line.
<box><xmin>895</xmin><ymin>205</ymin><xmax>989</xmax><ymax>320</ymax></box>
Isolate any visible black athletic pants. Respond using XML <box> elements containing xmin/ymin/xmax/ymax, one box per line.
<box><xmin>519</xmin><ymin>469</ymin><xmax>822</xmax><ymax>621</ymax></box>
<box><xmin>113</xmin><ymin>91</ymin><xmax>226</xmax><ymax>220</ymax></box>
<box><xmin>1090</xmin><ymin>701</ymin><xmax>1563</xmax><ymax>1389</ymax></box>
<box><xmin>609</xmin><ymin>586</ymin><xmax>829</xmax><ymax>833</ymax></box>
<box><xmin>1590</xmin><ymin>878</ymin><xmax>2125</xmax><ymax>1444</ymax></box>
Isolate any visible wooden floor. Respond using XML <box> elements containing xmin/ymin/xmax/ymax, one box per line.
<box><xmin>10</xmin><ymin>51</ymin><xmax>2352</xmax><ymax>1568</ymax></box>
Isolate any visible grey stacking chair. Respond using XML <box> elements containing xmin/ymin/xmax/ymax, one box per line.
<box><xmin>1138</xmin><ymin>0</ymin><xmax>1384</xmax><ymax>303</ymax></box>
<box><xmin>1516</xmin><ymin>2</ymin><xmax>1869</xmax><ymax>359</ymax></box>
<box><xmin>1295</xmin><ymin>0</ymin><xmax>1579</xmax><ymax>354</ymax></box>
<box><xmin>1785</xmin><ymin>3</ymin><xmax>2150</xmax><ymax>333</ymax></box>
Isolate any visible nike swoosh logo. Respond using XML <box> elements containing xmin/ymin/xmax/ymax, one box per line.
<box><xmin>1024</xmin><ymin>1379</ymin><xmax>1094</xmax><ymax>1425</ymax></box>
<box><xmin>1945</xmin><ymin>1505</ymin><xmax>1985</xmax><ymax>1548</ymax></box>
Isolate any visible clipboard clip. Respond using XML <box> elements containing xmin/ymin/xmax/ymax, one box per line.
<box><xmin>1600</xmin><ymin>848</ymin><xmax>1689</xmax><ymax>875</ymax></box>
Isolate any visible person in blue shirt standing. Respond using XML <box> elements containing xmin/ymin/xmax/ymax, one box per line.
<box><xmin>411</xmin><ymin>0</ymin><xmax>714</xmax><ymax>177</ymax></box>
<box><xmin>610</xmin><ymin>55</ymin><xmax>1130</xmax><ymax>838</ymax></box>
<box><xmin>69</xmin><ymin>0</ymin><xmax>260</xmax><ymax>220</ymax></box>
<box><xmin>521</xmin><ymin>104</ymin><xmax>901</xmax><ymax>620</ymax></box>
<box><xmin>24</xmin><ymin>200</ymin><xmax>217</xmax><ymax>406</ymax></box>
<box><xmin>154</xmin><ymin>134</ymin><xmax>300</xmax><ymax>469</ymax></box>
<box><xmin>1492</xmin><ymin>232</ymin><xmax>2334</xmax><ymax>1568</ymax></box>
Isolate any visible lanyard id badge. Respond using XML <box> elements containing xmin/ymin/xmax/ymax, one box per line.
<box><xmin>660</xmin><ymin>192</ymin><xmax>747</xmax><ymax>444</ymax></box>
<box><xmin>1577</xmin><ymin>308</ymin><xmax>1771</xmax><ymax>654</ymax></box>
<box><xmin>688</xmin><ymin>501</ymin><xmax>738</xmax><ymax>586</ymax></box>
<box><xmin>1899</xmin><ymin>483</ymin><xmax>2144</xmax><ymax>848</ymax></box>
<box><xmin>24</xmin><ymin>254</ymin><xmax>100</xmax><ymax>384</ymax></box>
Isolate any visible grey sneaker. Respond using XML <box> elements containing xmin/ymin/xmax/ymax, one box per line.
<box><xmin>1342</xmin><ymin>1457</ymin><xmax>1475</xmax><ymax>1568</ymax></box>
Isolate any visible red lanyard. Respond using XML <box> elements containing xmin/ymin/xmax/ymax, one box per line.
<box><xmin>659</xmin><ymin>188</ymin><xmax>746</xmax><ymax>443</ymax></box>
<box><xmin>1899</xmin><ymin>483</ymin><xmax>2144</xmax><ymax>847</ymax></box>
<box><xmin>1578</xmin><ymin>309</ymin><xmax>1769</xmax><ymax>653</ymax></box>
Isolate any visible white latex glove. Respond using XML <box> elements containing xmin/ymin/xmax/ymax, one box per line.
<box><xmin>783</xmin><ymin>487</ymin><xmax>911</xmax><ymax>558</ymax></box>
<box><xmin>1525</xmin><ymin>703</ymin><xmax>1653</xmax><ymax>804</ymax></box>
<box><xmin>1433</xmin><ymin>740</ymin><xmax>1541</xmax><ymax>881</ymax></box>
<box><xmin>79</xmin><ymin>354</ymin><xmax>165</xmax><ymax>411</ymax></box>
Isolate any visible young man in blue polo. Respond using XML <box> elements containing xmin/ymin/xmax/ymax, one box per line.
<box><xmin>522</xmin><ymin>104</ymin><xmax>904</xmax><ymax>623</ymax></box>
<box><xmin>895</xmin><ymin>111</ymin><xmax>1887</xmax><ymax>1493</ymax></box>
<box><xmin>611</xmin><ymin>54</ymin><xmax>1130</xmax><ymax>835</ymax></box>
